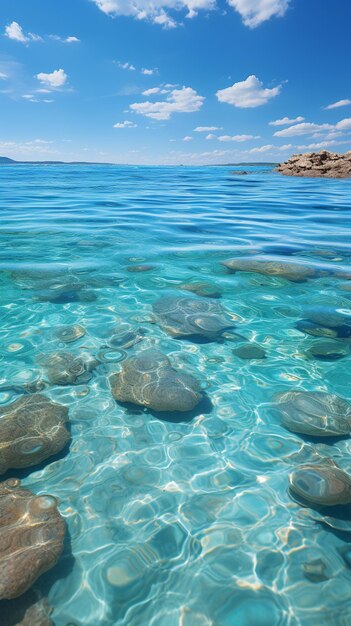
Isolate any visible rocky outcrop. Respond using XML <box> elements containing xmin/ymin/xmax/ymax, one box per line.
<box><xmin>276</xmin><ymin>150</ymin><xmax>351</xmax><ymax>178</ymax></box>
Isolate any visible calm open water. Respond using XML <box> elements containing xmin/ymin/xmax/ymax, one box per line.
<box><xmin>1</xmin><ymin>164</ymin><xmax>351</xmax><ymax>625</ymax></box>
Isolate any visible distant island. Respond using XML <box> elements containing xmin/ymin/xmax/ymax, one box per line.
<box><xmin>1</xmin><ymin>156</ymin><xmax>279</xmax><ymax>167</ymax></box>
<box><xmin>0</xmin><ymin>156</ymin><xmax>113</xmax><ymax>165</ymax></box>
<box><xmin>220</xmin><ymin>162</ymin><xmax>278</xmax><ymax>166</ymax></box>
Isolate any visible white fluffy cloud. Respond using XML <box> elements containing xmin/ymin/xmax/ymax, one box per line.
<box><xmin>4</xmin><ymin>21</ymin><xmax>42</xmax><ymax>43</ymax></box>
<box><xmin>274</xmin><ymin>122</ymin><xmax>333</xmax><ymax>137</ymax></box>
<box><xmin>0</xmin><ymin>139</ymin><xmax>58</xmax><ymax>157</ymax></box>
<box><xmin>5</xmin><ymin>21</ymin><xmax>27</xmax><ymax>42</ymax></box>
<box><xmin>336</xmin><ymin>118</ymin><xmax>351</xmax><ymax>131</ymax></box>
<box><xmin>36</xmin><ymin>69</ymin><xmax>68</xmax><ymax>88</ymax></box>
<box><xmin>142</xmin><ymin>68</ymin><xmax>157</xmax><ymax>75</ymax></box>
<box><xmin>249</xmin><ymin>144</ymin><xmax>275</xmax><ymax>153</ymax></box>
<box><xmin>50</xmin><ymin>35</ymin><xmax>80</xmax><ymax>43</ymax></box>
<box><xmin>113</xmin><ymin>120</ymin><xmax>137</xmax><ymax>128</ymax></box>
<box><xmin>130</xmin><ymin>86</ymin><xmax>204</xmax><ymax>120</ymax></box>
<box><xmin>227</xmin><ymin>0</ymin><xmax>290</xmax><ymax>28</ymax></box>
<box><xmin>5</xmin><ymin>24</ymin><xmax>79</xmax><ymax>44</ymax></box>
<box><xmin>183</xmin><ymin>135</ymin><xmax>193</xmax><ymax>141</ymax></box>
<box><xmin>0</xmin><ymin>72</ymin><xmax>8</xmax><ymax>80</ymax></box>
<box><xmin>269</xmin><ymin>115</ymin><xmax>304</xmax><ymax>126</ymax></box>
<box><xmin>274</xmin><ymin>118</ymin><xmax>351</xmax><ymax>138</ymax></box>
<box><xmin>194</xmin><ymin>126</ymin><xmax>221</xmax><ymax>131</ymax></box>
<box><xmin>297</xmin><ymin>140</ymin><xmax>341</xmax><ymax>150</ymax></box>
<box><xmin>218</xmin><ymin>134</ymin><xmax>259</xmax><ymax>142</ymax></box>
<box><xmin>91</xmin><ymin>0</ymin><xmax>214</xmax><ymax>27</ymax></box>
<box><xmin>217</xmin><ymin>75</ymin><xmax>281</xmax><ymax>108</ymax></box>
<box><xmin>117</xmin><ymin>63</ymin><xmax>157</xmax><ymax>75</ymax></box>
<box><xmin>142</xmin><ymin>87</ymin><xmax>169</xmax><ymax>95</ymax></box>
<box><xmin>118</xmin><ymin>61</ymin><xmax>136</xmax><ymax>71</ymax></box>
<box><xmin>91</xmin><ymin>0</ymin><xmax>290</xmax><ymax>27</ymax></box>
<box><xmin>143</xmin><ymin>87</ymin><xmax>161</xmax><ymax>95</ymax></box>
<box><xmin>325</xmin><ymin>99</ymin><xmax>351</xmax><ymax>110</ymax></box>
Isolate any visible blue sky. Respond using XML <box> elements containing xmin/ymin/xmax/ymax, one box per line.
<box><xmin>0</xmin><ymin>0</ymin><xmax>350</xmax><ymax>164</ymax></box>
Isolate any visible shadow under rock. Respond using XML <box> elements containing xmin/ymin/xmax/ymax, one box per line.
<box><xmin>290</xmin><ymin>431</ymin><xmax>351</xmax><ymax>446</ymax></box>
<box><xmin>292</xmin><ymin>490</ymin><xmax>351</xmax><ymax>538</ymax></box>
<box><xmin>170</xmin><ymin>330</ymin><xmax>246</xmax><ymax>345</ymax></box>
<box><xmin>1</xmin><ymin>588</ymin><xmax>52</xmax><ymax>626</ymax></box>
<box><xmin>0</xmin><ymin>432</ymin><xmax>72</xmax><ymax>482</ymax></box>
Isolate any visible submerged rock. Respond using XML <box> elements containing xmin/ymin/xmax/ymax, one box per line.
<box><xmin>304</xmin><ymin>306</ymin><xmax>351</xmax><ymax>328</ymax></box>
<box><xmin>56</xmin><ymin>324</ymin><xmax>86</xmax><ymax>343</ymax></box>
<box><xmin>296</xmin><ymin>320</ymin><xmax>339</xmax><ymax>338</ymax></box>
<box><xmin>109</xmin><ymin>349</ymin><xmax>202</xmax><ymax>412</ymax></box>
<box><xmin>296</xmin><ymin>306</ymin><xmax>351</xmax><ymax>340</ymax></box>
<box><xmin>307</xmin><ymin>341</ymin><xmax>349</xmax><ymax>361</ymax></box>
<box><xmin>296</xmin><ymin>319</ymin><xmax>351</xmax><ymax>340</ymax></box>
<box><xmin>273</xmin><ymin>390</ymin><xmax>351</xmax><ymax>437</ymax></box>
<box><xmin>38</xmin><ymin>351</ymin><xmax>98</xmax><ymax>385</ymax></box>
<box><xmin>276</xmin><ymin>150</ymin><xmax>351</xmax><ymax>179</ymax></box>
<box><xmin>0</xmin><ymin>479</ymin><xmax>65</xmax><ymax>599</ymax></box>
<box><xmin>0</xmin><ymin>394</ymin><xmax>70</xmax><ymax>474</ymax></box>
<box><xmin>289</xmin><ymin>462</ymin><xmax>351</xmax><ymax>506</ymax></box>
<box><xmin>221</xmin><ymin>258</ymin><xmax>317</xmax><ymax>282</ymax></box>
<box><xmin>152</xmin><ymin>295</ymin><xmax>233</xmax><ymax>339</ymax></box>
<box><xmin>178</xmin><ymin>281</ymin><xmax>222</xmax><ymax>299</ymax></box>
<box><xmin>233</xmin><ymin>343</ymin><xmax>266</xmax><ymax>360</ymax></box>
<box><xmin>302</xmin><ymin>558</ymin><xmax>329</xmax><ymax>583</ymax></box>
<box><xmin>35</xmin><ymin>285</ymin><xmax>96</xmax><ymax>304</ymax></box>
<box><xmin>109</xmin><ymin>324</ymin><xmax>144</xmax><ymax>349</ymax></box>
<box><xmin>127</xmin><ymin>264</ymin><xmax>155</xmax><ymax>272</ymax></box>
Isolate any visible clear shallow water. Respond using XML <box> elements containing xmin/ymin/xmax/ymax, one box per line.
<box><xmin>1</xmin><ymin>164</ymin><xmax>351</xmax><ymax>625</ymax></box>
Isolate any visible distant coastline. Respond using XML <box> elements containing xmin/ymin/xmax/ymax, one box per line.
<box><xmin>0</xmin><ymin>156</ymin><xmax>278</xmax><ymax>167</ymax></box>
<box><xmin>0</xmin><ymin>156</ymin><xmax>113</xmax><ymax>165</ymax></box>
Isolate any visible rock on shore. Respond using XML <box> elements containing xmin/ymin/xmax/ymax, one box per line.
<box><xmin>276</xmin><ymin>150</ymin><xmax>351</xmax><ymax>178</ymax></box>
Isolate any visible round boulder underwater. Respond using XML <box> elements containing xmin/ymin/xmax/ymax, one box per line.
<box><xmin>177</xmin><ymin>281</ymin><xmax>222</xmax><ymax>299</ymax></box>
<box><xmin>233</xmin><ymin>343</ymin><xmax>266</xmax><ymax>360</ymax></box>
<box><xmin>37</xmin><ymin>351</ymin><xmax>98</xmax><ymax>385</ymax></box>
<box><xmin>304</xmin><ymin>305</ymin><xmax>351</xmax><ymax>328</ymax></box>
<box><xmin>289</xmin><ymin>462</ymin><xmax>351</xmax><ymax>507</ymax></box>
<box><xmin>296</xmin><ymin>319</ymin><xmax>339</xmax><ymax>338</ymax></box>
<box><xmin>109</xmin><ymin>348</ymin><xmax>203</xmax><ymax>412</ymax></box>
<box><xmin>0</xmin><ymin>394</ymin><xmax>70</xmax><ymax>474</ymax></box>
<box><xmin>272</xmin><ymin>390</ymin><xmax>351</xmax><ymax>437</ymax></box>
<box><xmin>306</xmin><ymin>341</ymin><xmax>349</xmax><ymax>361</ymax></box>
<box><xmin>152</xmin><ymin>295</ymin><xmax>233</xmax><ymax>340</ymax></box>
<box><xmin>221</xmin><ymin>258</ymin><xmax>318</xmax><ymax>282</ymax></box>
<box><xmin>0</xmin><ymin>479</ymin><xmax>66</xmax><ymax>600</ymax></box>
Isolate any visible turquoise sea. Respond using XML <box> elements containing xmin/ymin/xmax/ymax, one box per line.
<box><xmin>1</xmin><ymin>163</ymin><xmax>351</xmax><ymax>626</ymax></box>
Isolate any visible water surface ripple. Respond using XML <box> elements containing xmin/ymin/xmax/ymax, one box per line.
<box><xmin>1</xmin><ymin>164</ymin><xmax>351</xmax><ymax>625</ymax></box>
